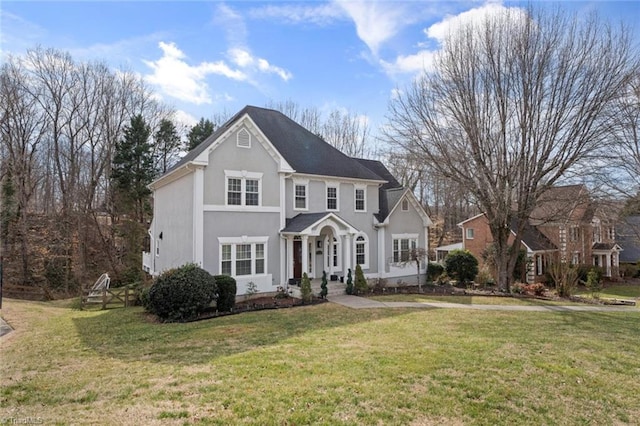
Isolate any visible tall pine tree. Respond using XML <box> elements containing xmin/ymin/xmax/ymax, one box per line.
<box><xmin>154</xmin><ymin>118</ymin><xmax>181</xmax><ymax>174</ymax></box>
<box><xmin>111</xmin><ymin>114</ymin><xmax>154</xmax><ymax>223</ymax></box>
<box><xmin>186</xmin><ymin>118</ymin><xmax>215</xmax><ymax>151</ymax></box>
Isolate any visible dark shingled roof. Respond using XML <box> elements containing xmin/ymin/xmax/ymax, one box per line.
<box><xmin>166</xmin><ymin>106</ymin><xmax>383</xmax><ymax>181</ymax></box>
<box><xmin>352</xmin><ymin>158</ymin><xmax>405</xmax><ymax>222</ymax></box>
<box><xmin>375</xmin><ymin>187</ymin><xmax>406</xmax><ymax>223</ymax></box>
<box><xmin>510</xmin><ymin>218</ymin><xmax>557</xmax><ymax>252</ymax></box>
<box><xmin>282</xmin><ymin>213</ymin><xmax>331</xmax><ymax>233</ymax></box>
<box><xmin>352</xmin><ymin>158</ymin><xmax>401</xmax><ymax>190</ymax></box>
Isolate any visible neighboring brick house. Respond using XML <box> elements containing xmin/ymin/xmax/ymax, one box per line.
<box><xmin>453</xmin><ymin>185</ymin><xmax>622</xmax><ymax>283</ymax></box>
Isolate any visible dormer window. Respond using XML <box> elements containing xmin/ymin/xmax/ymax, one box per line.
<box><xmin>237</xmin><ymin>128</ymin><xmax>251</xmax><ymax>148</ymax></box>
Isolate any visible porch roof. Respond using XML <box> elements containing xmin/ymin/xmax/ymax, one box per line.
<box><xmin>592</xmin><ymin>242</ymin><xmax>623</xmax><ymax>252</ymax></box>
<box><xmin>281</xmin><ymin>212</ymin><xmax>358</xmax><ymax>236</ymax></box>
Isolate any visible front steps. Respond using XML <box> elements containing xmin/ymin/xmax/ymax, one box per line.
<box><xmin>288</xmin><ymin>279</ymin><xmax>346</xmax><ymax>298</ymax></box>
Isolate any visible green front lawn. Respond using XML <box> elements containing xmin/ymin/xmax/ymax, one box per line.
<box><xmin>369</xmin><ymin>294</ymin><xmax>584</xmax><ymax>306</ymax></box>
<box><xmin>576</xmin><ymin>283</ymin><xmax>640</xmax><ymax>300</ymax></box>
<box><xmin>1</xmin><ymin>298</ymin><xmax>639</xmax><ymax>425</ymax></box>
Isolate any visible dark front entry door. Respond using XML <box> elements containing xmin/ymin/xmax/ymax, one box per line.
<box><xmin>293</xmin><ymin>240</ymin><xmax>302</xmax><ymax>279</ymax></box>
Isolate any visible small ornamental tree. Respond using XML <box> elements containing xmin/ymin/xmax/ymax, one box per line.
<box><xmin>320</xmin><ymin>271</ymin><xmax>328</xmax><ymax>299</ymax></box>
<box><xmin>300</xmin><ymin>272</ymin><xmax>312</xmax><ymax>303</ymax></box>
<box><xmin>444</xmin><ymin>249</ymin><xmax>479</xmax><ymax>286</ymax></box>
<box><xmin>346</xmin><ymin>268</ymin><xmax>354</xmax><ymax>295</ymax></box>
<box><xmin>586</xmin><ymin>268</ymin><xmax>602</xmax><ymax>298</ymax></box>
<box><xmin>145</xmin><ymin>264</ymin><xmax>217</xmax><ymax>322</ymax></box>
<box><xmin>214</xmin><ymin>275</ymin><xmax>237</xmax><ymax>312</ymax></box>
<box><xmin>354</xmin><ymin>264</ymin><xmax>368</xmax><ymax>295</ymax></box>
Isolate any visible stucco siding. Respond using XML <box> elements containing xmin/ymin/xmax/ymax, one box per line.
<box><xmin>152</xmin><ymin>172</ymin><xmax>195</xmax><ymax>273</ymax></box>
<box><xmin>202</xmin><ymin>211</ymin><xmax>281</xmax><ymax>294</ymax></box>
<box><xmin>203</xmin><ymin>125</ymin><xmax>280</xmax><ymax>207</ymax></box>
<box><xmin>384</xmin><ymin>199</ymin><xmax>428</xmax><ymax>277</ymax></box>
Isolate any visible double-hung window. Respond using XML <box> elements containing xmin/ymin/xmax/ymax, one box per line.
<box><xmin>294</xmin><ymin>180</ymin><xmax>308</xmax><ymax>210</ymax></box>
<box><xmin>355</xmin><ymin>186</ymin><xmax>366</xmax><ymax>212</ymax></box>
<box><xmin>392</xmin><ymin>235</ymin><xmax>417</xmax><ymax>263</ymax></box>
<box><xmin>225</xmin><ymin>170</ymin><xmax>262</xmax><ymax>207</ymax></box>
<box><xmin>326</xmin><ymin>183</ymin><xmax>339</xmax><ymax>211</ymax></box>
<box><xmin>219</xmin><ymin>237</ymin><xmax>268</xmax><ymax>276</ymax></box>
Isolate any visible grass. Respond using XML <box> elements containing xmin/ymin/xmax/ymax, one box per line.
<box><xmin>1</xmin><ymin>298</ymin><xmax>639</xmax><ymax>425</ymax></box>
<box><xmin>575</xmin><ymin>283</ymin><xmax>640</xmax><ymax>301</ymax></box>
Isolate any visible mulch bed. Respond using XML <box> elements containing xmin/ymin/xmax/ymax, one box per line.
<box><xmin>188</xmin><ymin>296</ymin><xmax>327</xmax><ymax>322</ymax></box>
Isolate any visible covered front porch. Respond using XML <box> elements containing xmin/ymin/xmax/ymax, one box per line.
<box><xmin>592</xmin><ymin>243</ymin><xmax>623</xmax><ymax>277</ymax></box>
<box><xmin>280</xmin><ymin>213</ymin><xmax>361</xmax><ymax>286</ymax></box>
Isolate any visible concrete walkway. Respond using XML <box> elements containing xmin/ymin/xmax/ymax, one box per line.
<box><xmin>326</xmin><ymin>295</ymin><xmax>639</xmax><ymax>312</ymax></box>
<box><xmin>0</xmin><ymin>317</ymin><xmax>13</xmax><ymax>337</ymax></box>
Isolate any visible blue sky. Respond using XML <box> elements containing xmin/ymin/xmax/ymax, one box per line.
<box><xmin>2</xmin><ymin>1</ymin><xmax>639</xmax><ymax>136</ymax></box>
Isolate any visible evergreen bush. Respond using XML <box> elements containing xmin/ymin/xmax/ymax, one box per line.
<box><xmin>320</xmin><ymin>271</ymin><xmax>328</xmax><ymax>299</ymax></box>
<box><xmin>346</xmin><ymin>269</ymin><xmax>354</xmax><ymax>295</ymax></box>
<box><xmin>145</xmin><ymin>264</ymin><xmax>217</xmax><ymax>322</ymax></box>
<box><xmin>354</xmin><ymin>264</ymin><xmax>368</xmax><ymax>295</ymax></box>
<box><xmin>444</xmin><ymin>249</ymin><xmax>479</xmax><ymax>286</ymax></box>
<box><xmin>214</xmin><ymin>275</ymin><xmax>237</xmax><ymax>312</ymax></box>
<box><xmin>300</xmin><ymin>272</ymin><xmax>312</xmax><ymax>303</ymax></box>
<box><xmin>426</xmin><ymin>262</ymin><xmax>444</xmax><ymax>283</ymax></box>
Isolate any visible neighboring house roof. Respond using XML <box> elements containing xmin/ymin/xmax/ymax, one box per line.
<box><xmin>511</xmin><ymin>218</ymin><xmax>557</xmax><ymax>252</ymax></box>
<box><xmin>167</xmin><ymin>106</ymin><xmax>383</xmax><ymax>182</ymax></box>
<box><xmin>530</xmin><ymin>184</ymin><xmax>591</xmax><ymax>225</ymax></box>
<box><xmin>617</xmin><ymin>215</ymin><xmax>640</xmax><ymax>263</ymax></box>
<box><xmin>436</xmin><ymin>242</ymin><xmax>463</xmax><ymax>252</ymax></box>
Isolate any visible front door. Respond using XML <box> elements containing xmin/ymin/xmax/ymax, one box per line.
<box><xmin>293</xmin><ymin>240</ymin><xmax>302</xmax><ymax>280</ymax></box>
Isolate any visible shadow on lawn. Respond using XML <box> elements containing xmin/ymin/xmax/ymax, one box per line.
<box><xmin>72</xmin><ymin>303</ymin><xmax>413</xmax><ymax>365</ymax></box>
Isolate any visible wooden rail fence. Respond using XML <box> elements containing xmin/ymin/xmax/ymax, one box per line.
<box><xmin>81</xmin><ymin>286</ymin><xmax>138</xmax><ymax>309</ymax></box>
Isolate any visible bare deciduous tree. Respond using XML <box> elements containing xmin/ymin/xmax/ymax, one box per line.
<box><xmin>384</xmin><ymin>7</ymin><xmax>637</xmax><ymax>290</ymax></box>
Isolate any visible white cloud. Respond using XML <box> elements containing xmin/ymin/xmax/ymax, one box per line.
<box><xmin>172</xmin><ymin>109</ymin><xmax>199</xmax><ymax>128</ymax></box>
<box><xmin>143</xmin><ymin>42</ymin><xmax>292</xmax><ymax>105</ymax></box>
<box><xmin>143</xmin><ymin>41</ymin><xmax>247</xmax><ymax>105</ymax></box>
<box><xmin>335</xmin><ymin>0</ymin><xmax>414</xmax><ymax>55</ymax></box>
<box><xmin>426</xmin><ymin>2</ymin><xmax>526</xmax><ymax>44</ymax></box>
<box><xmin>249</xmin><ymin>3</ymin><xmax>345</xmax><ymax>26</ymax></box>
<box><xmin>380</xmin><ymin>50</ymin><xmax>436</xmax><ymax>76</ymax></box>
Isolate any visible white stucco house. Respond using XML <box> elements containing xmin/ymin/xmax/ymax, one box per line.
<box><xmin>142</xmin><ymin>106</ymin><xmax>432</xmax><ymax>295</ymax></box>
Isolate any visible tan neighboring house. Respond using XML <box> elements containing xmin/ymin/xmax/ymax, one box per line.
<box><xmin>452</xmin><ymin>185</ymin><xmax>622</xmax><ymax>283</ymax></box>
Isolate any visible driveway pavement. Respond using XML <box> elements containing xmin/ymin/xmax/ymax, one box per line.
<box><xmin>327</xmin><ymin>295</ymin><xmax>638</xmax><ymax>312</ymax></box>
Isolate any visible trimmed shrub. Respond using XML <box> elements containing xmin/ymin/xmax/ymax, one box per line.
<box><xmin>320</xmin><ymin>271</ymin><xmax>328</xmax><ymax>299</ymax></box>
<box><xmin>346</xmin><ymin>269</ymin><xmax>354</xmax><ymax>295</ymax></box>
<box><xmin>444</xmin><ymin>249</ymin><xmax>479</xmax><ymax>285</ymax></box>
<box><xmin>300</xmin><ymin>272</ymin><xmax>312</xmax><ymax>303</ymax></box>
<box><xmin>523</xmin><ymin>283</ymin><xmax>546</xmax><ymax>296</ymax></box>
<box><xmin>354</xmin><ymin>264</ymin><xmax>368</xmax><ymax>295</ymax></box>
<box><xmin>586</xmin><ymin>268</ymin><xmax>602</xmax><ymax>297</ymax></box>
<box><xmin>146</xmin><ymin>264</ymin><xmax>217</xmax><ymax>322</ymax></box>
<box><xmin>214</xmin><ymin>275</ymin><xmax>237</xmax><ymax>312</ymax></box>
<box><xmin>426</xmin><ymin>262</ymin><xmax>444</xmax><ymax>283</ymax></box>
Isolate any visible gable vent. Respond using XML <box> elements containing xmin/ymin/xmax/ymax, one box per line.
<box><xmin>237</xmin><ymin>128</ymin><xmax>251</xmax><ymax>148</ymax></box>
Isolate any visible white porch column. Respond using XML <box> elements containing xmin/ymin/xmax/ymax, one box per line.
<box><xmin>280</xmin><ymin>236</ymin><xmax>286</xmax><ymax>286</ymax></box>
<box><xmin>605</xmin><ymin>253</ymin><xmax>612</xmax><ymax>277</ymax></box>
<box><xmin>286</xmin><ymin>236</ymin><xmax>294</xmax><ymax>282</ymax></box>
<box><xmin>344</xmin><ymin>233</ymin><xmax>353</xmax><ymax>275</ymax></box>
<box><xmin>328</xmin><ymin>236</ymin><xmax>334</xmax><ymax>276</ymax></box>
<box><xmin>377</xmin><ymin>226</ymin><xmax>386</xmax><ymax>277</ymax></box>
<box><xmin>301</xmin><ymin>235</ymin><xmax>309</xmax><ymax>277</ymax></box>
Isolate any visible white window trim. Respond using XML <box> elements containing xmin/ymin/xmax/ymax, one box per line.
<box><xmin>237</xmin><ymin>128</ymin><xmax>251</xmax><ymax>148</ymax></box>
<box><xmin>293</xmin><ymin>179</ymin><xmax>309</xmax><ymax>211</ymax></box>
<box><xmin>224</xmin><ymin>170</ymin><xmax>263</xmax><ymax>207</ymax></box>
<box><xmin>218</xmin><ymin>236</ymin><xmax>269</xmax><ymax>277</ymax></box>
<box><xmin>354</xmin><ymin>185</ymin><xmax>366</xmax><ymax>212</ymax></box>
<box><xmin>326</xmin><ymin>182</ymin><xmax>339</xmax><ymax>212</ymax></box>
<box><xmin>466</xmin><ymin>228</ymin><xmax>474</xmax><ymax>240</ymax></box>
<box><xmin>391</xmin><ymin>233</ymin><xmax>418</xmax><ymax>264</ymax></box>
<box><xmin>354</xmin><ymin>233</ymin><xmax>369</xmax><ymax>269</ymax></box>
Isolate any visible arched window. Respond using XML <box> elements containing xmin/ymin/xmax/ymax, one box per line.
<box><xmin>354</xmin><ymin>234</ymin><xmax>369</xmax><ymax>269</ymax></box>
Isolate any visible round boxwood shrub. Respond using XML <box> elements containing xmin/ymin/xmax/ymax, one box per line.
<box><xmin>214</xmin><ymin>275</ymin><xmax>237</xmax><ymax>312</ymax></box>
<box><xmin>146</xmin><ymin>264</ymin><xmax>217</xmax><ymax>322</ymax></box>
<box><xmin>444</xmin><ymin>249</ymin><xmax>479</xmax><ymax>286</ymax></box>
